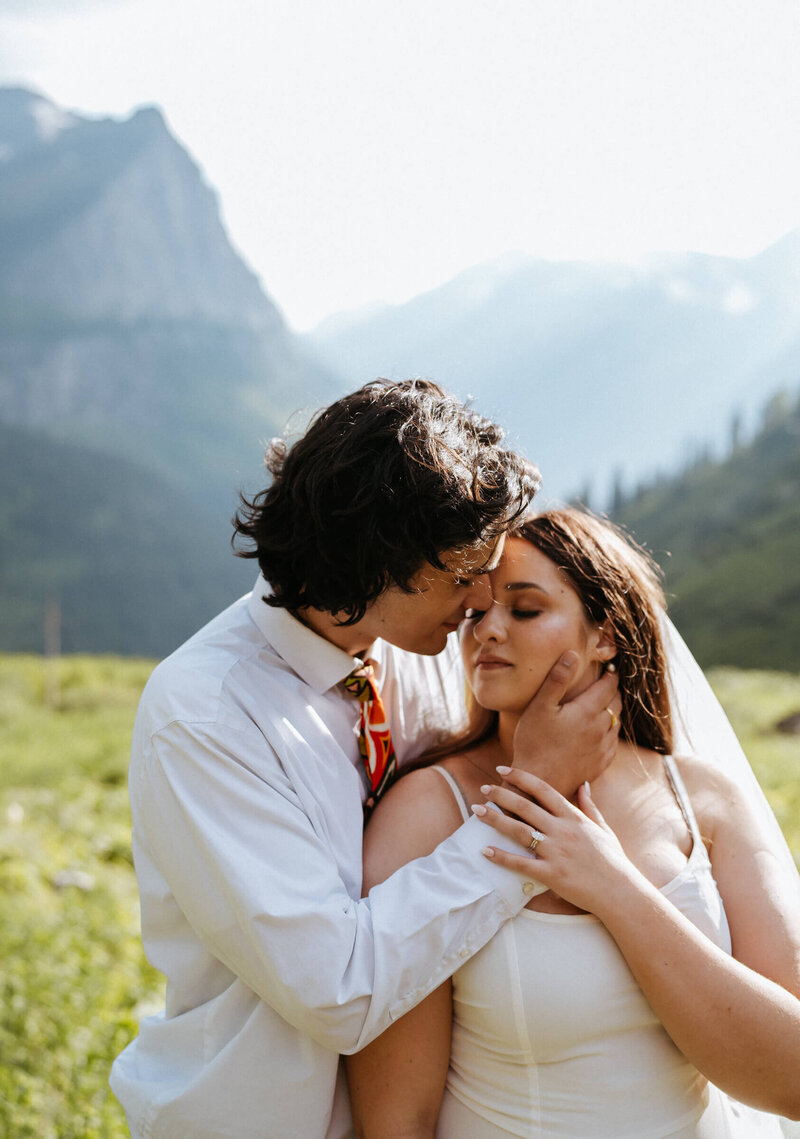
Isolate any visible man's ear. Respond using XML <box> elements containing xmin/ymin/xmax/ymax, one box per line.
<box><xmin>594</xmin><ymin>618</ymin><xmax>617</xmax><ymax>663</ymax></box>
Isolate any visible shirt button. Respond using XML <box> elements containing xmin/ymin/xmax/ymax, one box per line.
<box><xmin>459</xmin><ymin>947</ymin><xmax>470</xmax><ymax>959</ymax></box>
<box><xmin>522</xmin><ymin>881</ymin><xmax>536</xmax><ymax>896</ymax></box>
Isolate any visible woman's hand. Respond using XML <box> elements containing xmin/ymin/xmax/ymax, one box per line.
<box><xmin>473</xmin><ymin>767</ymin><xmax>640</xmax><ymax>916</ymax></box>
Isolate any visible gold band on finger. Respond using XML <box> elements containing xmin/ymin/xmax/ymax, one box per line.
<box><xmin>605</xmin><ymin>706</ymin><xmax>619</xmax><ymax>729</ymax></box>
<box><xmin>527</xmin><ymin>828</ymin><xmax>545</xmax><ymax>852</ymax></box>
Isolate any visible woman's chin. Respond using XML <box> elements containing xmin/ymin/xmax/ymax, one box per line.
<box><xmin>470</xmin><ymin>688</ymin><xmax>529</xmax><ymax>717</ymax></box>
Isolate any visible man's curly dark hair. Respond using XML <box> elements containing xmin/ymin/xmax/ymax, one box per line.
<box><xmin>232</xmin><ymin>379</ymin><xmax>540</xmax><ymax>623</ymax></box>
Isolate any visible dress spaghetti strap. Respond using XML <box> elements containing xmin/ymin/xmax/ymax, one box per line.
<box><xmin>430</xmin><ymin>764</ymin><xmax>471</xmax><ymax>823</ymax></box>
<box><xmin>663</xmin><ymin>755</ymin><xmax>705</xmax><ymax>851</ymax></box>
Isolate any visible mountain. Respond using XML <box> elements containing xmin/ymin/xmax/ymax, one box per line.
<box><xmin>4</xmin><ymin>85</ymin><xmax>799</xmax><ymax>663</ymax></box>
<box><xmin>308</xmin><ymin>241</ymin><xmax>800</xmax><ymax>505</ymax></box>
<box><xmin>0</xmin><ymin>88</ymin><xmax>341</xmax><ymax>655</ymax></box>
<box><xmin>0</xmin><ymin>87</ymin><xmax>339</xmax><ymax>506</ymax></box>
<box><xmin>0</xmin><ymin>88</ymin><xmax>270</xmax><ymax>326</ymax></box>
<box><xmin>613</xmin><ymin>388</ymin><xmax>800</xmax><ymax>670</ymax></box>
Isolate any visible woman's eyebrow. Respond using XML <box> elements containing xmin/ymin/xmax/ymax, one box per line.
<box><xmin>502</xmin><ymin>581</ymin><xmax>549</xmax><ymax>594</ymax></box>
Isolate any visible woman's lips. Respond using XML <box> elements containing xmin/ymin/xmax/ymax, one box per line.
<box><xmin>475</xmin><ymin>656</ymin><xmax>511</xmax><ymax>669</ymax></box>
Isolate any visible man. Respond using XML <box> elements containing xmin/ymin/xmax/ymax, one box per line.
<box><xmin>110</xmin><ymin>379</ymin><xmax>619</xmax><ymax>1138</ymax></box>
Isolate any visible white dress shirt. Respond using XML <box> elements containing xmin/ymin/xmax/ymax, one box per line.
<box><xmin>110</xmin><ymin>576</ymin><xmax>536</xmax><ymax>1139</ymax></box>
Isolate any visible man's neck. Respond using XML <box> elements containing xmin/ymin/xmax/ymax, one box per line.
<box><xmin>295</xmin><ymin>606</ymin><xmax>374</xmax><ymax>658</ymax></box>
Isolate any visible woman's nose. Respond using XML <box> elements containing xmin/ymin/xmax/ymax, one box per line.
<box><xmin>473</xmin><ymin>600</ymin><xmax>507</xmax><ymax>642</ymax></box>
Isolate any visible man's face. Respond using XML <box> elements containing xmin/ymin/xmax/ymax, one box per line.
<box><xmin>357</xmin><ymin>535</ymin><xmax>505</xmax><ymax>656</ymax></box>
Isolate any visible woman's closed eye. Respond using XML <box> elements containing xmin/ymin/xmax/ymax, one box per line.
<box><xmin>465</xmin><ymin>606</ymin><xmax>542</xmax><ymax>621</ymax></box>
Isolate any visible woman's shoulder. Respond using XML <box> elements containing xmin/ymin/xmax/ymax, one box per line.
<box><xmin>384</xmin><ymin>762</ymin><xmax>465</xmax><ymax>817</ymax></box>
<box><xmin>668</xmin><ymin>752</ymin><xmax>756</xmax><ymax>844</ymax></box>
<box><xmin>669</xmin><ymin>751</ymin><xmax>744</xmax><ymax>803</ymax></box>
<box><xmin>387</xmin><ymin>742</ymin><xmax>497</xmax><ymax>814</ymax></box>
<box><xmin>361</xmin><ymin>761</ymin><xmax>470</xmax><ymax>889</ymax></box>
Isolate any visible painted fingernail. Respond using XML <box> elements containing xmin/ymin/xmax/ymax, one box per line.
<box><xmin>471</xmin><ymin>803</ymin><xmax>487</xmax><ymax>817</ymax></box>
<box><xmin>480</xmin><ymin>784</ymin><xmax>491</xmax><ymax>795</ymax></box>
<box><xmin>481</xmin><ymin>847</ymin><xmax>495</xmax><ymax>858</ymax></box>
<box><xmin>496</xmin><ymin>765</ymin><xmax>511</xmax><ymax>776</ymax></box>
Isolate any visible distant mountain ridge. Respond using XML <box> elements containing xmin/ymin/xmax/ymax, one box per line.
<box><xmin>308</xmin><ymin>237</ymin><xmax>800</xmax><ymax>504</ymax></box>
<box><xmin>0</xmin><ymin>87</ymin><xmax>340</xmax><ymax>655</ymax></box>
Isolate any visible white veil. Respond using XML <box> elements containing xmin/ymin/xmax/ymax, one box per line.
<box><xmin>662</xmin><ymin>613</ymin><xmax>799</xmax><ymax>879</ymax></box>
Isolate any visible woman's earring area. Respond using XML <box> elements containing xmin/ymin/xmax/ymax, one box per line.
<box><xmin>605</xmin><ymin>660</ymin><xmax>617</xmax><ymax>674</ymax></box>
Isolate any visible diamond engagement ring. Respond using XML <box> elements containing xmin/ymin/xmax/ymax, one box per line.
<box><xmin>528</xmin><ymin>828</ymin><xmax>545</xmax><ymax>852</ymax></box>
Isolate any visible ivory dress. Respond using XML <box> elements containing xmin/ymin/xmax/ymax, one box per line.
<box><xmin>431</xmin><ymin>760</ymin><xmax>785</xmax><ymax>1138</ymax></box>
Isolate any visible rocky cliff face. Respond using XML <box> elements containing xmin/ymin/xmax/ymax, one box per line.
<box><xmin>0</xmin><ymin>90</ymin><xmax>275</xmax><ymax>328</ymax></box>
<box><xmin>0</xmin><ymin>88</ymin><xmax>339</xmax><ymax>505</ymax></box>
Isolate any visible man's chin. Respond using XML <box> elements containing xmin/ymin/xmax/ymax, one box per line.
<box><xmin>381</xmin><ymin>623</ymin><xmax>460</xmax><ymax>655</ymax></box>
<box><xmin>403</xmin><ymin>629</ymin><xmax>452</xmax><ymax>656</ymax></box>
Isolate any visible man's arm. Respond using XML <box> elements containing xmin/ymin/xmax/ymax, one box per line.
<box><xmin>133</xmin><ymin>718</ymin><xmax>535</xmax><ymax>1056</ymax></box>
<box><xmin>132</xmin><ymin>655</ymin><xmax>617</xmax><ymax>1057</ymax></box>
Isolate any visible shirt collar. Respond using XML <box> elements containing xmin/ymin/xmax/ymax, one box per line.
<box><xmin>247</xmin><ymin>574</ymin><xmax>360</xmax><ymax>694</ymax></box>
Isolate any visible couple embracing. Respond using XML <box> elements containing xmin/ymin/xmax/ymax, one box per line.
<box><xmin>111</xmin><ymin>379</ymin><xmax>800</xmax><ymax>1138</ymax></box>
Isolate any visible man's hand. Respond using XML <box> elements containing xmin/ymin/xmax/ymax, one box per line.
<box><xmin>512</xmin><ymin>652</ymin><xmax>621</xmax><ymax>798</ymax></box>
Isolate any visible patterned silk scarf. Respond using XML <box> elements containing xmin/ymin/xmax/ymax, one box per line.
<box><xmin>343</xmin><ymin>659</ymin><xmax>398</xmax><ymax>813</ymax></box>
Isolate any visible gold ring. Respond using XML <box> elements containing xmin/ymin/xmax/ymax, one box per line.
<box><xmin>528</xmin><ymin>828</ymin><xmax>545</xmax><ymax>852</ymax></box>
<box><xmin>606</xmin><ymin>707</ymin><xmax>619</xmax><ymax>729</ymax></box>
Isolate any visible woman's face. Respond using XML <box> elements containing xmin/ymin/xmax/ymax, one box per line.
<box><xmin>461</xmin><ymin>536</ymin><xmax>613</xmax><ymax>714</ymax></box>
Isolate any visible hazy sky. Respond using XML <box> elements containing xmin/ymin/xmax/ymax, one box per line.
<box><xmin>2</xmin><ymin>0</ymin><xmax>800</xmax><ymax>330</ymax></box>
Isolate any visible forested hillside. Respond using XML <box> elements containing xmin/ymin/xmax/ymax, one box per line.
<box><xmin>0</xmin><ymin>422</ymin><xmax>254</xmax><ymax>655</ymax></box>
<box><xmin>614</xmin><ymin>388</ymin><xmax>800</xmax><ymax>670</ymax></box>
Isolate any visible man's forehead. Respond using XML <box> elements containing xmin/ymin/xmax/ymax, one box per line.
<box><xmin>444</xmin><ymin>533</ymin><xmax>506</xmax><ymax>575</ymax></box>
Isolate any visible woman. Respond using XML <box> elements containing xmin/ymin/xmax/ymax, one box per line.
<box><xmin>347</xmin><ymin>508</ymin><xmax>800</xmax><ymax>1138</ymax></box>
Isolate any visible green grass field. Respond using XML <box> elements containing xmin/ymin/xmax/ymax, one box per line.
<box><xmin>0</xmin><ymin>655</ymin><xmax>161</xmax><ymax>1139</ymax></box>
<box><xmin>1</xmin><ymin>654</ymin><xmax>799</xmax><ymax>1138</ymax></box>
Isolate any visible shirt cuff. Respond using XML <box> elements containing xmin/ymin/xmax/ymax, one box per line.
<box><xmin>448</xmin><ymin>812</ymin><xmax>547</xmax><ymax>911</ymax></box>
